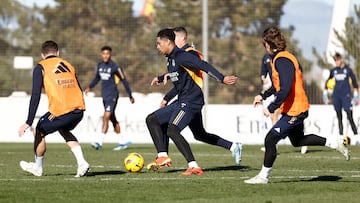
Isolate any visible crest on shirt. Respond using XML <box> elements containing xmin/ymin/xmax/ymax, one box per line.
<box><xmin>172</xmin><ymin>59</ymin><xmax>175</xmax><ymax>67</ymax></box>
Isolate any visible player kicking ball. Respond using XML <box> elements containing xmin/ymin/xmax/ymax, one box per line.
<box><xmin>145</xmin><ymin>28</ymin><xmax>237</xmax><ymax>176</ymax></box>
<box><xmin>85</xmin><ymin>46</ymin><xmax>135</xmax><ymax>151</ymax></box>
<box><xmin>18</xmin><ymin>41</ymin><xmax>89</xmax><ymax>177</ymax></box>
<box><xmin>151</xmin><ymin>27</ymin><xmax>242</xmax><ymax>166</ymax></box>
<box><xmin>245</xmin><ymin>27</ymin><xmax>350</xmax><ymax>184</ymax></box>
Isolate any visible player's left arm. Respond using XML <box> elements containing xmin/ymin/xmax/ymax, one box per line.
<box><xmin>267</xmin><ymin>57</ymin><xmax>295</xmax><ymax>113</ymax></box>
<box><xmin>116</xmin><ymin>66</ymin><xmax>134</xmax><ymax>103</ymax></box>
<box><xmin>348</xmin><ymin>67</ymin><xmax>359</xmax><ymax>104</ymax></box>
<box><xmin>179</xmin><ymin>53</ymin><xmax>237</xmax><ymax>85</ymax></box>
<box><xmin>348</xmin><ymin>67</ymin><xmax>359</xmax><ymax>90</ymax></box>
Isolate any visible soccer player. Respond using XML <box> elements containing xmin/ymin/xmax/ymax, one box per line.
<box><xmin>245</xmin><ymin>27</ymin><xmax>350</xmax><ymax>184</ymax></box>
<box><xmin>260</xmin><ymin>53</ymin><xmax>308</xmax><ymax>154</ymax></box>
<box><xmin>146</xmin><ymin>28</ymin><xmax>237</xmax><ymax>176</ymax></box>
<box><xmin>84</xmin><ymin>46</ymin><xmax>135</xmax><ymax>151</ymax></box>
<box><xmin>151</xmin><ymin>26</ymin><xmax>242</xmax><ymax>166</ymax></box>
<box><xmin>18</xmin><ymin>40</ymin><xmax>89</xmax><ymax>177</ymax></box>
<box><xmin>324</xmin><ymin>53</ymin><xmax>358</xmax><ymax>137</ymax></box>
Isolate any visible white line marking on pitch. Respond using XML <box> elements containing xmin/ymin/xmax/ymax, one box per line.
<box><xmin>2</xmin><ymin>174</ymin><xmax>360</xmax><ymax>182</ymax></box>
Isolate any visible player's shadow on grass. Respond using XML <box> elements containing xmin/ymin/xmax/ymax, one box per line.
<box><xmin>167</xmin><ymin>165</ymin><xmax>252</xmax><ymax>173</ymax></box>
<box><xmin>306</xmin><ymin>176</ymin><xmax>342</xmax><ymax>182</ymax></box>
<box><xmin>279</xmin><ymin>149</ymin><xmax>330</xmax><ymax>154</ymax></box>
<box><xmin>276</xmin><ymin>175</ymin><xmax>342</xmax><ymax>183</ymax></box>
<box><xmin>86</xmin><ymin>170</ymin><xmax>127</xmax><ymax>176</ymax></box>
<box><xmin>204</xmin><ymin>165</ymin><xmax>252</xmax><ymax>172</ymax></box>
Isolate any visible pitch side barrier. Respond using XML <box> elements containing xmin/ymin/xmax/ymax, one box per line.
<box><xmin>1</xmin><ymin>92</ymin><xmax>359</xmax><ymax>144</ymax></box>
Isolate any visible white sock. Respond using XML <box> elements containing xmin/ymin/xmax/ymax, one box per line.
<box><xmin>71</xmin><ymin>146</ymin><xmax>87</xmax><ymax>166</ymax></box>
<box><xmin>95</xmin><ymin>132</ymin><xmax>106</xmax><ymax>146</ymax></box>
<box><xmin>188</xmin><ymin>161</ymin><xmax>199</xmax><ymax>168</ymax></box>
<box><xmin>118</xmin><ymin>133</ymin><xmax>126</xmax><ymax>145</ymax></box>
<box><xmin>230</xmin><ymin>143</ymin><xmax>237</xmax><ymax>152</ymax></box>
<box><xmin>34</xmin><ymin>156</ymin><xmax>44</xmax><ymax>169</ymax></box>
<box><xmin>157</xmin><ymin>152</ymin><xmax>168</xmax><ymax>157</ymax></box>
<box><xmin>325</xmin><ymin>137</ymin><xmax>338</xmax><ymax>149</ymax></box>
<box><xmin>259</xmin><ymin>165</ymin><xmax>272</xmax><ymax>179</ymax></box>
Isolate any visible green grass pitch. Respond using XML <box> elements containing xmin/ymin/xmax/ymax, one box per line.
<box><xmin>0</xmin><ymin>143</ymin><xmax>359</xmax><ymax>203</ymax></box>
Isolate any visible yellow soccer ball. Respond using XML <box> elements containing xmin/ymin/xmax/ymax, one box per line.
<box><xmin>326</xmin><ymin>78</ymin><xmax>336</xmax><ymax>90</ymax></box>
<box><xmin>124</xmin><ymin>153</ymin><xmax>144</xmax><ymax>173</ymax></box>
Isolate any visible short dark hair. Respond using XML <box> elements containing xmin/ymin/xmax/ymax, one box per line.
<box><xmin>41</xmin><ymin>40</ymin><xmax>58</xmax><ymax>55</ymax></box>
<box><xmin>101</xmin><ymin>46</ymin><xmax>112</xmax><ymax>52</ymax></box>
<box><xmin>173</xmin><ymin>26</ymin><xmax>188</xmax><ymax>37</ymax></box>
<box><xmin>157</xmin><ymin>28</ymin><xmax>175</xmax><ymax>42</ymax></box>
<box><xmin>333</xmin><ymin>52</ymin><xmax>342</xmax><ymax>61</ymax></box>
<box><xmin>262</xmin><ymin>26</ymin><xmax>286</xmax><ymax>51</ymax></box>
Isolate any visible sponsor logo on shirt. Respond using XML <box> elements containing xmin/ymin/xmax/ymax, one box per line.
<box><xmin>169</xmin><ymin>71</ymin><xmax>179</xmax><ymax>82</ymax></box>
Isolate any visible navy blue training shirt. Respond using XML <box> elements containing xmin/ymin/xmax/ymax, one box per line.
<box><xmin>260</xmin><ymin>53</ymin><xmax>272</xmax><ymax>79</ymax></box>
<box><xmin>163</xmin><ymin>44</ymin><xmax>200</xmax><ymax>102</ymax></box>
<box><xmin>164</xmin><ymin>46</ymin><xmax>224</xmax><ymax>107</ymax></box>
<box><xmin>327</xmin><ymin>65</ymin><xmax>358</xmax><ymax>97</ymax></box>
<box><xmin>88</xmin><ymin>60</ymin><xmax>132</xmax><ymax>100</ymax></box>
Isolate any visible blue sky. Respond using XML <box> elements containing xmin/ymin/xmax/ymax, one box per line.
<box><xmin>17</xmin><ymin>0</ymin><xmax>360</xmax><ymax>60</ymax></box>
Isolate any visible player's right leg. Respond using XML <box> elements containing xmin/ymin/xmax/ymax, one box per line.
<box><xmin>145</xmin><ymin>105</ymin><xmax>174</xmax><ymax>171</ymax></box>
<box><xmin>188</xmin><ymin>112</ymin><xmax>242</xmax><ymax>165</ymax></box>
<box><xmin>56</xmin><ymin>110</ymin><xmax>90</xmax><ymax>177</ymax></box>
<box><xmin>333</xmin><ymin>96</ymin><xmax>343</xmax><ymax>135</ymax></box>
<box><xmin>285</xmin><ymin>114</ymin><xmax>350</xmax><ymax>160</ymax></box>
<box><xmin>91</xmin><ymin>99</ymin><xmax>114</xmax><ymax>150</ymax></box>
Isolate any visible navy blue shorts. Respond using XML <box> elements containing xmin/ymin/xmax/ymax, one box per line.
<box><xmin>103</xmin><ymin>97</ymin><xmax>118</xmax><ymax>113</ymax></box>
<box><xmin>270</xmin><ymin>112</ymin><xmax>308</xmax><ymax>139</ymax></box>
<box><xmin>154</xmin><ymin>102</ymin><xmax>201</xmax><ymax>131</ymax></box>
<box><xmin>332</xmin><ymin>94</ymin><xmax>352</xmax><ymax>111</ymax></box>
<box><xmin>37</xmin><ymin>110</ymin><xmax>84</xmax><ymax>135</ymax></box>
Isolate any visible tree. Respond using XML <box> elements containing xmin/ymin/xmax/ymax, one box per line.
<box><xmin>312</xmin><ymin>4</ymin><xmax>360</xmax><ymax>103</ymax></box>
<box><xmin>154</xmin><ymin>0</ymin><xmax>312</xmax><ymax>103</ymax></box>
<box><xmin>0</xmin><ymin>0</ymin><xmax>35</xmax><ymax>96</ymax></box>
<box><xmin>334</xmin><ymin>5</ymin><xmax>360</xmax><ymax>77</ymax></box>
<box><xmin>6</xmin><ymin>0</ymin><xmax>310</xmax><ymax>103</ymax></box>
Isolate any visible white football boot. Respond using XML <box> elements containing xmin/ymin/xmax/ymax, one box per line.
<box><xmin>20</xmin><ymin>161</ymin><xmax>42</xmax><ymax>177</ymax></box>
<box><xmin>300</xmin><ymin>146</ymin><xmax>308</xmax><ymax>154</ymax></box>
<box><xmin>75</xmin><ymin>162</ymin><xmax>90</xmax><ymax>177</ymax></box>
<box><xmin>244</xmin><ymin>175</ymin><xmax>269</xmax><ymax>184</ymax></box>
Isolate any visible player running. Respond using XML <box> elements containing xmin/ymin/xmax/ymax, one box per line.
<box><xmin>146</xmin><ymin>28</ymin><xmax>237</xmax><ymax>176</ymax></box>
<box><xmin>18</xmin><ymin>41</ymin><xmax>89</xmax><ymax>177</ymax></box>
<box><xmin>85</xmin><ymin>46</ymin><xmax>135</xmax><ymax>151</ymax></box>
<box><xmin>260</xmin><ymin>53</ymin><xmax>307</xmax><ymax>154</ymax></box>
<box><xmin>245</xmin><ymin>27</ymin><xmax>351</xmax><ymax>184</ymax></box>
<box><xmin>324</xmin><ymin>53</ymin><xmax>358</xmax><ymax>139</ymax></box>
<box><xmin>150</xmin><ymin>27</ymin><xmax>242</xmax><ymax>166</ymax></box>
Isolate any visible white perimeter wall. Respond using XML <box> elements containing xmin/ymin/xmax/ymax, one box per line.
<box><xmin>2</xmin><ymin>93</ymin><xmax>359</xmax><ymax>145</ymax></box>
